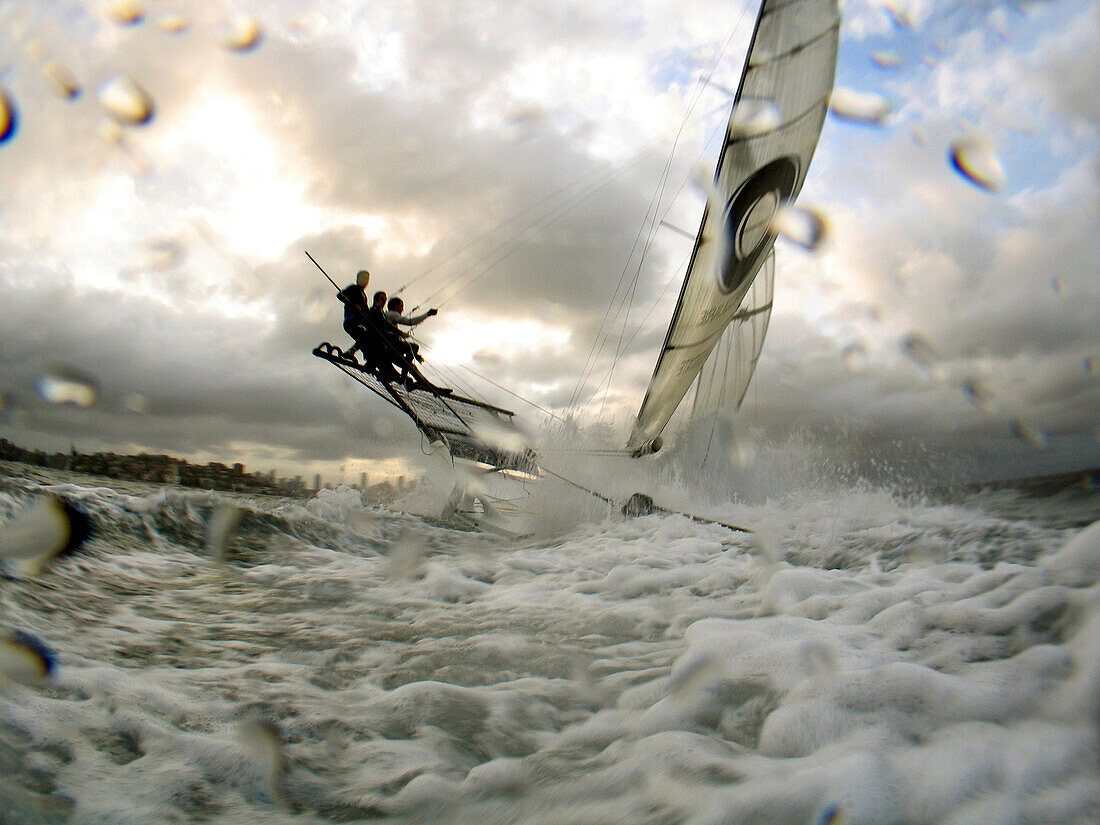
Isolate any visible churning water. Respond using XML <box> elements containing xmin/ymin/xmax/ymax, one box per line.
<box><xmin>0</xmin><ymin>460</ymin><xmax>1098</xmax><ymax>825</ymax></box>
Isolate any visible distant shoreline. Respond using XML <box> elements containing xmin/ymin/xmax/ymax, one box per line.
<box><xmin>0</xmin><ymin>436</ymin><xmax>308</xmax><ymax>497</ymax></box>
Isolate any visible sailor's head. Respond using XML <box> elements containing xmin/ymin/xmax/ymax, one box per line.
<box><xmin>387</xmin><ymin>297</ymin><xmax>404</xmax><ymax>313</ymax></box>
<box><xmin>372</xmin><ymin>290</ymin><xmax>387</xmax><ymax>308</ymax></box>
<box><xmin>355</xmin><ymin>270</ymin><xmax>370</xmax><ymax>288</ymax></box>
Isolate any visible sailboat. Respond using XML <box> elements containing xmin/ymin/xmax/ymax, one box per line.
<box><xmin>313</xmin><ymin>0</ymin><xmax>839</xmax><ymax>528</ymax></box>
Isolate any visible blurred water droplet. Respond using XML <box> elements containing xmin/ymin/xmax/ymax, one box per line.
<box><xmin>43</xmin><ymin>60</ymin><xmax>81</xmax><ymax>99</ymax></box>
<box><xmin>1085</xmin><ymin>356</ymin><xmax>1095</xmax><ymax>376</ymax></box>
<box><xmin>107</xmin><ymin>1</ymin><xmax>144</xmax><ymax>26</ymax></box>
<box><xmin>302</xmin><ymin>293</ymin><xmax>329</xmax><ymax>324</ymax></box>
<box><xmin>123</xmin><ymin>392</ymin><xmax>150</xmax><ymax>413</ymax></box>
<box><xmin>385</xmin><ymin>532</ymin><xmax>426</xmax><ymax>581</ymax></box>
<box><xmin>1050</xmin><ymin>277</ymin><xmax>1061</xmax><ymax>295</ymax></box>
<box><xmin>504</xmin><ymin>105</ymin><xmax>548</xmax><ymax>143</ymax></box>
<box><xmin>900</xmin><ymin>332</ymin><xmax>943</xmax><ymax>377</ymax></box>
<box><xmin>143</xmin><ymin>238</ymin><xmax>185</xmax><ymax>270</ymax></box>
<box><xmin>728</xmin><ymin>430</ymin><xmax>756</xmax><ymax>467</ymax></box>
<box><xmin>204</xmin><ymin>502</ymin><xmax>243</xmax><ymax>562</ymax></box>
<box><xmin>471</xmin><ymin>420</ymin><xmax>530</xmax><ymax>456</ymax></box>
<box><xmin>0</xmin><ymin>630</ymin><xmax>56</xmax><ymax>687</ymax></box>
<box><xmin>98</xmin><ymin>76</ymin><xmax>154</xmax><ymax>126</ymax></box>
<box><xmin>949</xmin><ymin>137</ymin><xmax>1005</xmax><ymax>193</ymax></box>
<box><xmin>0</xmin><ymin>88</ymin><xmax>18</xmax><ymax>143</ymax></box>
<box><xmin>37</xmin><ymin>365</ymin><xmax>99</xmax><ymax>407</ymax></box>
<box><xmin>960</xmin><ymin>377</ymin><xmax>997</xmax><ymax>414</ymax></box>
<box><xmin>237</xmin><ymin>715</ymin><xmax>288</xmax><ymax>808</ymax></box>
<box><xmin>220</xmin><ymin>14</ymin><xmax>263</xmax><ymax>52</ymax></box>
<box><xmin>881</xmin><ymin>2</ymin><xmax>915</xmax><ymax>29</ymax></box>
<box><xmin>829</xmin><ymin>88</ymin><xmax>893</xmax><ymax>126</ymax></box>
<box><xmin>157</xmin><ymin>13</ymin><xmax>190</xmax><ymax>34</ymax></box>
<box><xmin>345</xmin><ymin>510</ymin><xmax>381</xmax><ymax>541</ymax></box>
<box><xmin>1009</xmin><ymin>418</ymin><xmax>1048</xmax><ymax>450</ymax></box>
<box><xmin>97</xmin><ymin>117</ymin><xmax>124</xmax><ymax>145</ymax></box>
<box><xmin>0</xmin><ymin>495</ymin><xmax>92</xmax><ymax>578</ymax></box>
<box><xmin>729</xmin><ymin>98</ymin><xmax>780</xmax><ymax>138</ymax></box>
<box><xmin>749</xmin><ymin>525</ymin><xmax>782</xmax><ymax>565</ymax></box>
<box><xmin>748</xmin><ymin>47</ymin><xmax>775</xmax><ymax>67</ymax></box>
<box><xmin>816</xmin><ymin>802</ymin><xmax>846</xmax><ymax>825</ymax></box>
<box><xmin>799</xmin><ymin>639</ymin><xmax>839</xmax><ymax>678</ymax></box>
<box><xmin>910</xmin><ymin>125</ymin><xmax>928</xmax><ymax>146</ymax></box>
<box><xmin>871</xmin><ymin>51</ymin><xmax>904</xmax><ymax>70</ymax></box>
<box><xmin>841</xmin><ymin>342</ymin><xmax>867</xmax><ymax>372</ymax></box>
<box><xmin>770</xmin><ymin>204</ymin><xmax>827</xmax><ymax>250</ymax></box>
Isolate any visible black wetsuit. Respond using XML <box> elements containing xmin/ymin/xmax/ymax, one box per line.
<box><xmin>338</xmin><ymin>285</ymin><xmax>371</xmax><ymax>348</ymax></box>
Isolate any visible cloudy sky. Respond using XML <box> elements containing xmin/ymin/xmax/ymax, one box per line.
<box><xmin>0</xmin><ymin>0</ymin><xmax>1096</xmax><ymax>486</ymax></box>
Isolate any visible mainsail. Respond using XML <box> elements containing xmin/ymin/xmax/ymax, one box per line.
<box><xmin>626</xmin><ymin>0</ymin><xmax>839</xmax><ymax>454</ymax></box>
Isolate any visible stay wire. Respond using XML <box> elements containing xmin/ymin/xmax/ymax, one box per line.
<box><xmin>563</xmin><ymin>15</ymin><xmax>747</xmax><ymax>423</ymax></box>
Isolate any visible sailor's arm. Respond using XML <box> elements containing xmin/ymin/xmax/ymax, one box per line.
<box><xmin>385</xmin><ymin>308</ymin><xmax>437</xmax><ymax>326</ymax></box>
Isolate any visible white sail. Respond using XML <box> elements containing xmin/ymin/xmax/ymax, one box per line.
<box><xmin>692</xmin><ymin>250</ymin><xmax>774</xmax><ymax>418</ymax></box>
<box><xmin>627</xmin><ymin>0</ymin><xmax>839</xmax><ymax>455</ymax></box>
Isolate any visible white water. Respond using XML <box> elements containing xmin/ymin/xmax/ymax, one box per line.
<box><xmin>0</xmin><ymin>460</ymin><xmax>1097</xmax><ymax>824</ymax></box>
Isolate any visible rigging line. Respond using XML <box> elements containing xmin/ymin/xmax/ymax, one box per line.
<box><xmin>445</xmin><ymin>359</ymin><xmax>568</xmax><ymax>424</ymax></box>
<box><xmin>396</xmin><ymin>143</ymin><xmax>662</xmax><ymax>296</ymax></box>
<box><xmin>563</xmin><ymin>15</ymin><xmax>747</xmax><ymax>421</ymax></box>
<box><xmin>572</xmin><ymin>248</ymin><xmax>692</xmax><ymax>421</ymax></box>
<box><xmin>421</xmin><ymin>150</ymin><xmax>657</xmax><ymax>308</ymax></box>
<box><xmin>565</xmin><ymin>150</ymin><xmax>685</xmax><ymax>418</ymax></box>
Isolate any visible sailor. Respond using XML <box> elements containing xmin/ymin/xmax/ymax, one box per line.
<box><xmin>384</xmin><ymin>297</ymin><xmax>437</xmax><ymax>364</ymax></box>
<box><xmin>369</xmin><ymin>292</ymin><xmax>448</xmax><ymax>394</ymax></box>
<box><xmin>337</xmin><ymin>270</ymin><xmax>373</xmax><ymax>362</ymax></box>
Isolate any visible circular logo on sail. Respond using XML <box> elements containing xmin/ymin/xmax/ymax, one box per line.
<box><xmin>717</xmin><ymin>156</ymin><xmax>799</xmax><ymax>293</ymax></box>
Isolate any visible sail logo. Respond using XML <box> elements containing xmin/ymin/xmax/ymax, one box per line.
<box><xmin>717</xmin><ymin>156</ymin><xmax>798</xmax><ymax>294</ymax></box>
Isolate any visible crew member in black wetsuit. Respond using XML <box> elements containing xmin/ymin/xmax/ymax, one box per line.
<box><xmin>370</xmin><ymin>291</ymin><xmax>449</xmax><ymax>394</ymax></box>
<box><xmin>338</xmin><ymin>270</ymin><xmax>374</xmax><ymax>362</ymax></box>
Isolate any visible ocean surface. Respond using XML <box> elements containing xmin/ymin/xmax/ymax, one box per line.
<box><xmin>1</xmin><ymin>458</ymin><xmax>1098</xmax><ymax>825</ymax></box>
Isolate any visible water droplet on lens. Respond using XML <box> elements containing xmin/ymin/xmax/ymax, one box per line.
<box><xmin>36</xmin><ymin>365</ymin><xmax>99</xmax><ymax>407</ymax></box>
<box><xmin>729</xmin><ymin>98</ymin><xmax>780</xmax><ymax>138</ymax></box>
<box><xmin>748</xmin><ymin>47</ymin><xmax>775</xmax><ymax>67</ymax></box>
<box><xmin>43</xmin><ymin>61</ymin><xmax>82</xmax><ymax>99</ymax></box>
<box><xmin>157</xmin><ymin>14</ymin><xmax>190</xmax><ymax>34</ymax></box>
<box><xmin>882</xmin><ymin>2</ymin><xmax>915</xmax><ymax>29</ymax></box>
<box><xmin>871</xmin><ymin>51</ymin><xmax>904</xmax><ymax>69</ymax></box>
<box><xmin>0</xmin><ymin>495</ymin><xmax>92</xmax><ymax>578</ymax></box>
<box><xmin>1084</xmin><ymin>356</ymin><xmax>1095</xmax><ymax>376</ymax></box>
<box><xmin>960</xmin><ymin>377</ymin><xmax>997</xmax><ymax>414</ymax></box>
<box><xmin>910</xmin><ymin>125</ymin><xmax>928</xmax><ymax>146</ymax></box>
<box><xmin>799</xmin><ymin>639</ymin><xmax>839</xmax><ymax>677</ymax></box>
<box><xmin>220</xmin><ymin>14</ymin><xmax>263</xmax><ymax>52</ymax></box>
<box><xmin>0</xmin><ymin>629</ymin><xmax>56</xmax><ymax>686</ymax></box>
<box><xmin>0</xmin><ymin>88</ymin><xmax>18</xmax><ymax>143</ymax></box>
<box><xmin>1009</xmin><ymin>418</ymin><xmax>1047</xmax><ymax>449</ymax></box>
<box><xmin>123</xmin><ymin>392</ymin><xmax>151</xmax><ymax>413</ymax></box>
<box><xmin>770</xmin><ymin>204</ymin><xmax>827</xmax><ymax>251</ymax></box>
<box><xmin>1050</xmin><ymin>277</ymin><xmax>1061</xmax><ymax>295</ymax></box>
<box><xmin>107</xmin><ymin>1</ymin><xmax>144</xmax><ymax>26</ymax></box>
<box><xmin>841</xmin><ymin>343</ymin><xmax>867</xmax><ymax>372</ymax></box>
<box><xmin>829</xmin><ymin>88</ymin><xmax>893</xmax><ymax>126</ymax></box>
<box><xmin>98</xmin><ymin>76</ymin><xmax>154</xmax><ymax>126</ymax></box>
<box><xmin>205</xmin><ymin>502</ymin><xmax>243</xmax><ymax>563</ymax></box>
<box><xmin>900</xmin><ymin>332</ymin><xmax>943</xmax><ymax>377</ymax></box>
<box><xmin>949</xmin><ymin>137</ymin><xmax>1005</xmax><ymax>193</ymax></box>
<box><xmin>302</xmin><ymin>293</ymin><xmax>329</xmax><ymax>324</ymax></box>
<box><xmin>143</xmin><ymin>238</ymin><xmax>185</xmax><ymax>270</ymax></box>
